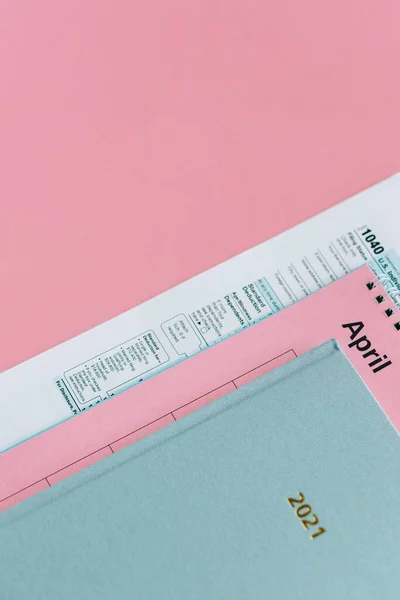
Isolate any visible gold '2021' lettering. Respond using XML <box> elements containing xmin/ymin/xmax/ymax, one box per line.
<box><xmin>287</xmin><ymin>492</ymin><xmax>326</xmax><ymax>540</ymax></box>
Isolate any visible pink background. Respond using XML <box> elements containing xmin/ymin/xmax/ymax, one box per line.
<box><xmin>1</xmin><ymin>1</ymin><xmax>399</xmax><ymax>372</ymax></box>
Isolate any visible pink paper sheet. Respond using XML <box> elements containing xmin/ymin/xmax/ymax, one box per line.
<box><xmin>1</xmin><ymin>265</ymin><xmax>399</xmax><ymax>511</ymax></box>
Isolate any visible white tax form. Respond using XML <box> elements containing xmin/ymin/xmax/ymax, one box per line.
<box><xmin>1</xmin><ymin>173</ymin><xmax>400</xmax><ymax>452</ymax></box>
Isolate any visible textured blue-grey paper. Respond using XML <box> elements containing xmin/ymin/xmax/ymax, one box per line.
<box><xmin>0</xmin><ymin>340</ymin><xmax>399</xmax><ymax>599</ymax></box>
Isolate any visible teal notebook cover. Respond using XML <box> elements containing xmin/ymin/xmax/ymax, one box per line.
<box><xmin>0</xmin><ymin>340</ymin><xmax>399</xmax><ymax>599</ymax></box>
